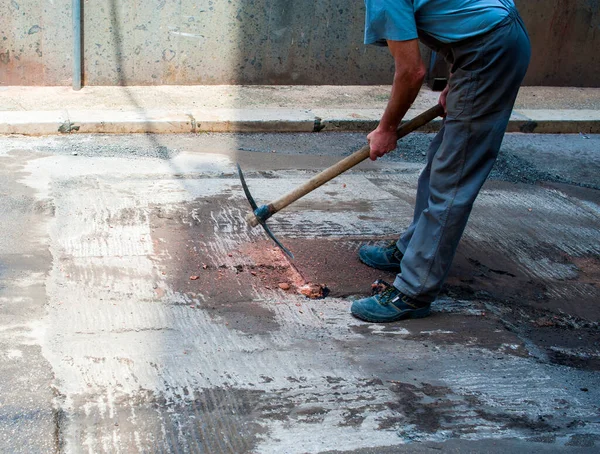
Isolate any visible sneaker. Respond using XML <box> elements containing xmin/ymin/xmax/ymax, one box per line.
<box><xmin>358</xmin><ymin>241</ymin><xmax>403</xmax><ymax>272</ymax></box>
<box><xmin>351</xmin><ymin>280</ymin><xmax>431</xmax><ymax>323</ymax></box>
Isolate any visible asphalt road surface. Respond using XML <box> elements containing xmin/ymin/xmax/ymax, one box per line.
<box><xmin>0</xmin><ymin>132</ymin><xmax>599</xmax><ymax>453</ymax></box>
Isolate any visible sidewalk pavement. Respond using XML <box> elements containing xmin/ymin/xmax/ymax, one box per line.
<box><xmin>1</xmin><ymin>85</ymin><xmax>599</xmax><ymax>135</ymax></box>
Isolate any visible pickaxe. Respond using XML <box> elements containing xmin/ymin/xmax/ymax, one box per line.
<box><xmin>237</xmin><ymin>104</ymin><xmax>444</xmax><ymax>258</ymax></box>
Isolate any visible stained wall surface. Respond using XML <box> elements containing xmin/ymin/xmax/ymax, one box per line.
<box><xmin>0</xmin><ymin>0</ymin><xmax>598</xmax><ymax>86</ymax></box>
<box><xmin>0</xmin><ymin>0</ymin><xmax>72</xmax><ymax>85</ymax></box>
<box><xmin>515</xmin><ymin>0</ymin><xmax>600</xmax><ymax>87</ymax></box>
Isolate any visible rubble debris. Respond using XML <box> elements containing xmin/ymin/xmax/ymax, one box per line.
<box><xmin>278</xmin><ymin>282</ymin><xmax>291</xmax><ymax>290</ymax></box>
<box><xmin>189</xmin><ymin>275</ymin><xmax>199</xmax><ymax>280</ymax></box>
<box><xmin>298</xmin><ymin>283</ymin><xmax>328</xmax><ymax>299</ymax></box>
<box><xmin>371</xmin><ymin>279</ymin><xmax>391</xmax><ymax>295</ymax></box>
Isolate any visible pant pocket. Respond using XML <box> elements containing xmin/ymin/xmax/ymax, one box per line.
<box><xmin>445</xmin><ymin>69</ymin><xmax>476</xmax><ymax>120</ymax></box>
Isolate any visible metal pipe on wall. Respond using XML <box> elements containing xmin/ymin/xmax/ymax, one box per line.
<box><xmin>72</xmin><ymin>0</ymin><xmax>81</xmax><ymax>90</ymax></box>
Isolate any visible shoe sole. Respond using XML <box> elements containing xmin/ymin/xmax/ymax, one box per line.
<box><xmin>351</xmin><ymin>306</ymin><xmax>431</xmax><ymax>323</ymax></box>
<box><xmin>358</xmin><ymin>250</ymin><xmax>401</xmax><ymax>272</ymax></box>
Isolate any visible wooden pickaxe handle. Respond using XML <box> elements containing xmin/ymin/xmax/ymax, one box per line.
<box><xmin>247</xmin><ymin>104</ymin><xmax>444</xmax><ymax>227</ymax></box>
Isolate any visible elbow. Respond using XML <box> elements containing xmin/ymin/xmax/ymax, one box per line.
<box><xmin>414</xmin><ymin>63</ymin><xmax>426</xmax><ymax>85</ymax></box>
<box><xmin>395</xmin><ymin>63</ymin><xmax>426</xmax><ymax>87</ymax></box>
<box><xmin>410</xmin><ymin>63</ymin><xmax>427</xmax><ymax>86</ymax></box>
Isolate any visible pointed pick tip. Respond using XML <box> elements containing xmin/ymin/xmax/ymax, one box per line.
<box><xmin>237</xmin><ymin>163</ymin><xmax>258</xmax><ymax>211</ymax></box>
<box><xmin>262</xmin><ymin>221</ymin><xmax>294</xmax><ymax>260</ymax></box>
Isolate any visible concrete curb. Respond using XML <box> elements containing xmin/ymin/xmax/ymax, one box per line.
<box><xmin>0</xmin><ymin>108</ymin><xmax>598</xmax><ymax>135</ymax></box>
<box><xmin>0</xmin><ymin>111</ymin><xmax>70</xmax><ymax>135</ymax></box>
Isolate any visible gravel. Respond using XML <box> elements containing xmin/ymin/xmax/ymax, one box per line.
<box><xmin>1</xmin><ymin>132</ymin><xmax>598</xmax><ymax>189</ymax></box>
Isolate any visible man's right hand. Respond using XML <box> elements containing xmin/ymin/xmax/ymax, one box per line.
<box><xmin>367</xmin><ymin>39</ymin><xmax>426</xmax><ymax>161</ymax></box>
<box><xmin>367</xmin><ymin>127</ymin><xmax>398</xmax><ymax>161</ymax></box>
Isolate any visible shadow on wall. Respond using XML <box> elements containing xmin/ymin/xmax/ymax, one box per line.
<box><xmin>229</xmin><ymin>0</ymin><xmax>393</xmax><ymax>85</ymax></box>
<box><xmin>0</xmin><ymin>0</ymin><xmax>599</xmax><ymax>86</ymax></box>
<box><xmin>100</xmin><ymin>0</ymin><xmax>169</xmax><ymax>153</ymax></box>
<box><xmin>81</xmin><ymin>0</ymin><xmax>394</xmax><ymax>85</ymax></box>
<box><xmin>76</xmin><ymin>0</ymin><xmax>600</xmax><ymax>87</ymax></box>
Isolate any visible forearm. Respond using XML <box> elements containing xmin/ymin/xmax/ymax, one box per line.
<box><xmin>366</xmin><ymin>39</ymin><xmax>425</xmax><ymax>161</ymax></box>
<box><xmin>378</xmin><ymin>68</ymin><xmax>425</xmax><ymax>132</ymax></box>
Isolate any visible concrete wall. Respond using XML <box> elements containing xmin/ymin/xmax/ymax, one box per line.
<box><xmin>515</xmin><ymin>0</ymin><xmax>600</xmax><ymax>86</ymax></box>
<box><xmin>79</xmin><ymin>0</ymin><xmax>394</xmax><ymax>85</ymax></box>
<box><xmin>0</xmin><ymin>0</ymin><xmax>598</xmax><ymax>87</ymax></box>
<box><xmin>0</xmin><ymin>0</ymin><xmax>72</xmax><ymax>85</ymax></box>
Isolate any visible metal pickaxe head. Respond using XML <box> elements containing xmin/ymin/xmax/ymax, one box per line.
<box><xmin>237</xmin><ymin>164</ymin><xmax>294</xmax><ymax>259</ymax></box>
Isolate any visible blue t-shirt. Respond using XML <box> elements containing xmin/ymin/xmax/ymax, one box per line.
<box><xmin>364</xmin><ymin>0</ymin><xmax>513</xmax><ymax>45</ymax></box>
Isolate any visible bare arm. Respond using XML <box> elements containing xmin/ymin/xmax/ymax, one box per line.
<box><xmin>367</xmin><ymin>39</ymin><xmax>426</xmax><ymax>160</ymax></box>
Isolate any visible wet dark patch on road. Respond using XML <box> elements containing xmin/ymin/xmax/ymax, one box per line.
<box><xmin>281</xmin><ymin>236</ymin><xmax>600</xmax><ymax>370</ymax></box>
<box><xmin>384</xmin><ymin>380</ymin><xmax>558</xmax><ymax>437</ymax></box>
<box><xmin>445</xmin><ymin>242</ymin><xmax>600</xmax><ymax>370</ymax></box>
<box><xmin>147</xmin><ymin>197</ymin><xmax>341</xmax><ymax>334</ymax></box>
<box><xmin>402</xmin><ymin>315</ymin><xmax>529</xmax><ymax>356</ymax></box>
<box><xmin>566</xmin><ymin>433</ymin><xmax>600</xmax><ymax>448</ymax></box>
<box><xmin>383</xmin><ymin>381</ymin><xmax>461</xmax><ymax>433</ymax></box>
<box><xmin>474</xmin><ymin>409</ymin><xmax>556</xmax><ymax>433</ymax></box>
<box><xmin>284</xmin><ymin>238</ymin><xmax>399</xmax><ymax>297</ymax></box>
<box><xmin>350</xmin><ymin>309</ymin><xmax>529</xmax><ymax>357</ymax></box>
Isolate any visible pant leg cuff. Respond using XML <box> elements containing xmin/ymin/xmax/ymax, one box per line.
<box><xmin>393</xmin><ymin>276</ymin><xmax>434</xmax><ymax>304</ymax></box>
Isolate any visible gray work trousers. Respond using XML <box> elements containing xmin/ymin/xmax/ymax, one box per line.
<box><xmin>394</xmin><ymin>6</ymin><xmax>531</xmax><ymax>303</ymax></box>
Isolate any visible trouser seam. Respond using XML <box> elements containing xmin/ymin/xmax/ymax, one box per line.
<box><xmin>416</xmin><ymin>75</ymin><xmax>478</xmax><ymax>296</ymax></box>
<box><xmin>396</xmin><ymin>122</ymin><xmax>446</xmax><ymax>255</ymax></box>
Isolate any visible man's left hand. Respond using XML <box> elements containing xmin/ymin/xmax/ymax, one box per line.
<box><xmin>367</xmin><ymin>127</ymin><xmax>398</xmax><ymax>161</ymax></box>
<box><xmin>438</xmin><ymin>83</ymin><xmax>450</xmax><ymax>117</ymax></box>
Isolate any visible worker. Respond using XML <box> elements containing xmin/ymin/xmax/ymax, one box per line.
<box><xmin>351</xmin><ymin>0</ymin><xmax>530</xmax><ymax>322</ymax></box>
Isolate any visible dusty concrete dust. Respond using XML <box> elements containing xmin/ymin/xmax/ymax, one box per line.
<box><xmin>1</xmin><ymin>134</ymin><xmax>599</xmax><ymax>453</ymax></box>
<box><xmin>148</xmin><ymin>176</ymin><xmax>599</xmax><ymax>370</ymax></box>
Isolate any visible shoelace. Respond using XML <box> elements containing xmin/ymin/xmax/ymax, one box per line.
<box><xmin>378</xmin><ymin>286</ymin><xmax>399</xmax><ymax>306</ymax></box>
<box><xmin>385</xmin><ymin>241</ymin><xmax>403</xmax><ymax>261</ymax></box>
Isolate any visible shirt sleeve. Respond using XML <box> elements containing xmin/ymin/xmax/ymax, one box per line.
<box><xmin>364</xmin><ymin>0</ymin><xmax>418</xmax><ymax>46</ymax></box>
